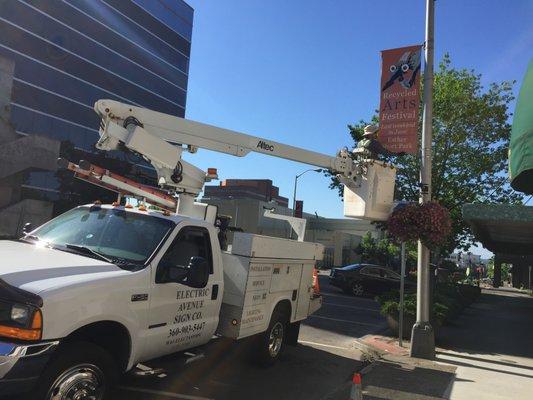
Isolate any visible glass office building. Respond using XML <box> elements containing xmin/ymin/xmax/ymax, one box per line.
<box><xmin>0</xmin><ymin>0</ymin><xmax>193</xmax><ymax>214</ymax></box>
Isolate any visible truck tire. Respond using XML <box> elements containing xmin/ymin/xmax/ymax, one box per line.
<box><xmin>33</xmin><ymin>341</ymin><xmax>117</xmax><ymax>400</ymax></box>
<box><xmin>254</xmin><ymin>307</ymin><xmax>289</xmax><ymax>366</ymax></box>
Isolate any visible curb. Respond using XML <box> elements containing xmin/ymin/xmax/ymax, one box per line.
<box><xmin>352</xmin><ymin>338</ymin><xmax>385</xmax><ymax>361</ymax></box>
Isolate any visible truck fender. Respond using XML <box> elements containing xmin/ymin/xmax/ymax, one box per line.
<box><xmin>61</xmin><ymin>320</ymin><xmax>133</xmax><ymax>372</ymax></box>
<box><xmin>265</xmin><ymin>297</ymin><xmax>292</xmax><ymax>327</ymax></box>
<box><xmin>49</xmin><ymin>314</ymin><xmax>139</xmax><ymax>371</ymax></box>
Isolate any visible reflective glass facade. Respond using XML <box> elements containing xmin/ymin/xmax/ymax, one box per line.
<box><xmin>0</xmin><ymin>0</ymin><xmax>193</xmax><ymax>213</ymax></box>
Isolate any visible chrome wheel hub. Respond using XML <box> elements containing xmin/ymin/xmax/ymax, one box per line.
<box><xmin>48</xmin><ymin>364</ymin><xmax>105</xmax><ymax>400</ymax></box>
<box><xmin>268</xmin><ymin>321</ymin><xmax>284</xmax><ymax>357</ymax></box>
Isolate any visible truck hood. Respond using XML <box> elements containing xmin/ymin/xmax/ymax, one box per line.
<box><xmin>0</xmin><ymin>241</ymin><xmax>130</xmax><ymax>295</ymax></box>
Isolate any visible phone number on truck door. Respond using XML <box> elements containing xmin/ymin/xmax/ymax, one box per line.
<box><xmin>167</xmin><ymin>321</ymin><xmax>207</xmax><ymax>338</ymax></box>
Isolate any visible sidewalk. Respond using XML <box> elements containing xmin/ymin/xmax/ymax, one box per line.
<box><xmin>353</xmin><ymin>337</ymin><xmax>456</xmax><ymax>400</ymax></box>
<box><xmin>437</xmin><ymin>287</ymin><xmax>533</xmax><ymax>400</ymax></box>
<box><xmin>353</xmin><ymin>288</ymin><xmax>533</xmax><ymax>400</ymax></box>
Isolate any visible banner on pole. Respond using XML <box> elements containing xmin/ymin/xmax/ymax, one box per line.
<box><xmin>379</xmin><ymin>45</ymin><xmax>422</xmax><ymax>154</ymax></box>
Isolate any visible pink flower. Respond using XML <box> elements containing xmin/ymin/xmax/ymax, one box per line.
<box><xmin>388</xmin><ymin>202</ymin><xmax>451</xmax><ymax>249</ymax></box>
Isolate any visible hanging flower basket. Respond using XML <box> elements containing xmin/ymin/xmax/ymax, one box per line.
<box><xmin>388</xmin><ymin>202</ymin><xmax>451</xmax><ymax>249</ymax></box>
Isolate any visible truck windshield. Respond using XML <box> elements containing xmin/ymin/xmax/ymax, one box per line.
<box><xmin>30</xmin><ymin>207</ymin><xmax>174</xmax><ymax>265</ymax></box>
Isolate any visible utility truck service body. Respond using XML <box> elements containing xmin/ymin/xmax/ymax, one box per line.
<box><xmin>0</xmin><ymin>99</ymin><xmax>396</xmax><ymax>400</ymax></box>
<box><xmin>0</xmin><ymin>204</ymin><xmax>322</xmax><ymax>399</ymax></box>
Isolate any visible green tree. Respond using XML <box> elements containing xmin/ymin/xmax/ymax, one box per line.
<box><xmin>487</xmin><ymin>259</ymin><xmax>511</xmax><ymax>282</ymax></box>
<box><xmin>330</xmin><ymin>55</ymin><xmax>523</xmax><ymax>252</ymax></box>
<box><xmin>356</xmin><ymin>232</ymin><xmax>417</xmax><ymax>269</ymax></box>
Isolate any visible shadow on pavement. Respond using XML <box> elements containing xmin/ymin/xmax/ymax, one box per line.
<box><xmin>436</xmin><ymin>356</ymin><xmax>533</xmax><ymax>380</ymax></box>
<box><xmin>435</xmin><ymin>350</ymin><xmax>533</xmax><ymax>372</ymax></box>
<box><xmin>113</xmin><ymin>337</ymin><xmax>364</xmax><ymax>400</ymax></box>
<box><xmin>304</xmin><ymin>314</ymin><xmax>386</xmax><ymax>339</ymax></box>
<box><xmin>361</xmin><ymin>358</ymin><xmax>455</xmax><ymax>400</ymax></box>
<box><xmin>437</xmin><ymin>289</ymin><xmax>533</xmax><ymax>359</ymax></box>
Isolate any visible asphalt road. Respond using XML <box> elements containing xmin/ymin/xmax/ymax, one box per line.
<box><xmin>109</xmin><ymin>273</ymin><xmax>388</xmax><ymax>400</ymax></box>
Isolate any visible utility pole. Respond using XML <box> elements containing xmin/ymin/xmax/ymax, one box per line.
<box><xmin>399</xmin><ymin>242</ymin><xmax>406</xmax><ymax>347</ymax></box>
<box><xmin>410</xmin><ymin>0</ymin><xmax>435</xmax><ymax>359</ymax></box>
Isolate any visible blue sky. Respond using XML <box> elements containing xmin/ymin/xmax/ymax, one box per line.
<box><xmin>184</xmin><ymin>0</ymin><xmax>533</xmax><ymax>255</ymax></box>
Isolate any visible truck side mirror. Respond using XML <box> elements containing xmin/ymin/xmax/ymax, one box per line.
<box><xmin>22</xmin><ymin>222</ymin><xmax>32</xmax><ymax>235</ymax></box>
<box><xmin>187</xmin><ymin>256</ymin><xmax>209</xmax><ymax>288</ymax></box>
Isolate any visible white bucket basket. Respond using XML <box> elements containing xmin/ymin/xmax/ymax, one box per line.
<box><xmin>343</xmin><ymin>161</ymin><xmax>396</xmax><ymax>221</ymax></box>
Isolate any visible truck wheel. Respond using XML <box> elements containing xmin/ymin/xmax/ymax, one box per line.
<box><xmin>255</xmin><ymin>308</ymin><xmax>288</xmax><ymax>366</ymax></box>
<box><xmin>34</xmin><ymin>341</ymin><xmax>117</xmax><ymax>400</ymax></box>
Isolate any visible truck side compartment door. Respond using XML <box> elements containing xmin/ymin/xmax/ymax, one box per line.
<box><xmin>143</xmin><ymin>224</ymin><xmax>223</xmax><ymax>360</ymax></box>
<box><xmin>295</xmin><ymin>262</ymin><xmax>314</xmax><ymax>320</ymax></box>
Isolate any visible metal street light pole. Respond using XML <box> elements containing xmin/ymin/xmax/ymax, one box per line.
<box><xmin>292</xmin><ymin>168</ymin><xmax>323</xmax><ymax>216</ymax></box>
<box><xmin>410</xmin><ymin>0</ymin><xmax>436</xmax><ymax>359</ymax></box>
<box><xmin>399</xmin><ymin>242</ymin><xmax>406</xmax><ymax>347</ymax></box>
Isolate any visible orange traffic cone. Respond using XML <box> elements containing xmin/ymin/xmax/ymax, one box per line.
<box><xmin>350</xmin><ymin>372</ymin><xmax>363</xmax><ymax>400</ymax></box>
<box><xmin>312</xmin><ymin>268</ymin><xmax>320</xmax><ymax>295</ymax></box>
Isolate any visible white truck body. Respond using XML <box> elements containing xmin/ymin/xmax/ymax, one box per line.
<box><xmin>0</xmin><ymin>204</ymin><xmax>322</xmax><ymax>398</ymax></box>
<box><xmin>218</xmin><ymin>233</ymin><xmax>323</xmax><ymax>339</ymax></box>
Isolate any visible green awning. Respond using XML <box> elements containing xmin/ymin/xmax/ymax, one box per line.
<box><xmin>509</xmin><ymin>59</ymin><xmax>533</xmax><ymax>194</ymax></box>
<box><xmin>463</xmin><ymin>203</ymin><xmax>533</xmax><ymax>255</ymax></box>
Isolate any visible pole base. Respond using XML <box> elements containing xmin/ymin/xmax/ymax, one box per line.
<box><xmin>410</xmin><ymin>322</ymin><xmax>435</xmax><ymax>359</ymax></box>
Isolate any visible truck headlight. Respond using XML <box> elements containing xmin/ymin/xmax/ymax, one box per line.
<box><xmin>0</xmin><ymin>300</ymin><xmax>42</xmax><ymax>341</ymax></box>
<box><xmin>11</xmin><ymin>304</ymin><xmax>30</xmax><ymax>325</ymax></box>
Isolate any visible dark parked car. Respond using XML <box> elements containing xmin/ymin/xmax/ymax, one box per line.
<box><xmin>329</xmin><ymin>264</ymin><xmax>415</xmax><ymax>296</ymax></box>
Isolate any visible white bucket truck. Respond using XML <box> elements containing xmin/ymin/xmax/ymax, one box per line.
<box><xmin>0</xmin><ymin>100</ymin><xmax>396</xmax><ymax>400</ymax></box>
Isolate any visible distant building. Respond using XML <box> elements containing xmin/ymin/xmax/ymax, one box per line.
<box><xmin>204</xmin><ymin>179</ymin><xmax>289</xmax><ymax>207</ymax></box>
<box><xmin>447</xmin><ymin>252</ymin><xmax>482</xmax><ymax>269</ymax></box>
<box><xmin>202</xmin><ymin>179</ymin><xmax>382</xmax><ymax>268</ymax></box>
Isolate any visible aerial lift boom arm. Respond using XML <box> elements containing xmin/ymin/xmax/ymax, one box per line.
<box><xmin>93</xmin><ymin>99</ymin><xmax>395</xmax><ymax>221</ymax></box>
<box><xmin>94</xmin><ymin>100</ymin><xmax>361</xmax><ymax>195</ymax></box>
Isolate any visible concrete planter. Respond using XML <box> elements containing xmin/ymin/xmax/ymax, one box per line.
<box><xmin>386</xmin><ymin>314</ymin><xmax>416</xmax><ymax>340</ymax></box>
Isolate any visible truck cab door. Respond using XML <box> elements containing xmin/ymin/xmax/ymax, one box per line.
<box><xmin>143</xmin><ymin>224</ymin><xmax>223</xmax><ymax>360</ymax></box>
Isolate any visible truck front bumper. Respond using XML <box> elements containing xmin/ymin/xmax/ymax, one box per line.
<box><xmin>0</xmin><ymin>340</ymin><xmax>59</xmax><ymax>397</ymax></box>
